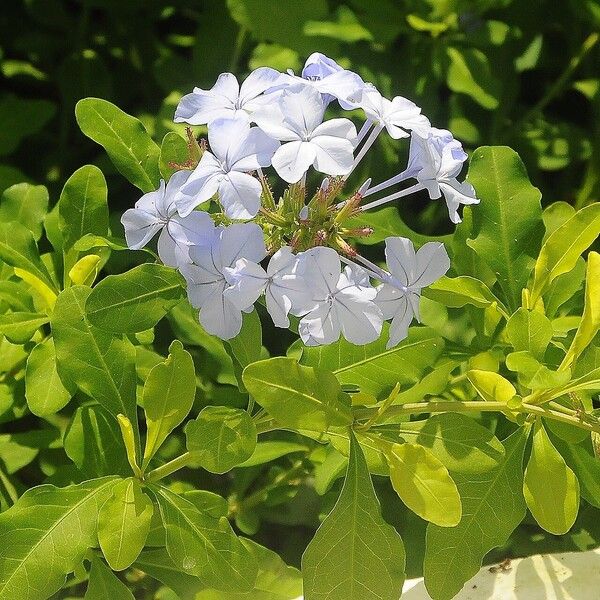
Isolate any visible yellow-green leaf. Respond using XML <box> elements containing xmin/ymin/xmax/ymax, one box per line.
<box><xmin>531</xmin><ymin>203</ymin><xmax>600</xmax><ymax>303</ymax></box>
<box><xmin>523</xmin><ymin>422</ymin><xmax>579</xmax><ymax>535</ymax></box>
<box><xmin>387</xmin><ymin>443</ymin><xmax>461</xmax><ymax>527</ymax></box>
<box><xmin>467</xmin><ymin>369</ymin><xmax>516</xmax><ymax>403</ymax></box>
<box><xmin>561</xmin><ymin>252</ymin><xmax>600</xmax><ymax>369</ymax></box>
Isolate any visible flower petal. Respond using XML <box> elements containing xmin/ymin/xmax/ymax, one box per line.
<box><xmin>311</xmin><ymin>118</ymin><xmax>357</xmax><ymax>141</ymax></box>
<box><xmin>311</xmin><ymin>135</ymin><xmax>354</xmax><ymax>177</ymax></box>
<box><xmin>413</xmin><ymin>242</ymin><xmax>450</xmax><ymax>288</ymax></box>
<box><xmin>207</xmin><ymin>117</ymin><xmax>251</xmax><ymax>165</ymax></box>
<box><xmin>229</xmin><ymin>127</ymin><xmax>280</xmax><ymax>172</ymax></box>
<box><xmin>297</xmin><ymin>246</ymin><xmax>340</xmax><ymax>296</ymax></box>
<box><xmin>223</xmin><ymin>258</ymin><xmax>268</xmax><ymax>310</ymax></box>
<box><xmin>439</xmin><ymin>179</ymin><xmax>479</xmax><ymax>224</ymax></box>
<box><xmin>299</xmin><ymin>302</ymin><xmax>340</xmax><ymax>346</ymax></box>
<box><xmin>271</xmin><ymin>140</ymin><xmax>317</xmax><ymax>183</ymax></box>
<box><xmin>199</xmin><ymin>288</ymin><xmax>243</xmax><ymax>340</ymax></box>
<box><xmin>336</xmin><ymin>295</ymin><xmax>383</xmax><ymax>345</ymax></box>
<box><xmin>174</xmin><ymin>74</ymin><xmax>239</xmax><ymax>125</ymax></box>
<box><xmin>387</xmin><ymin>296</ymin><xmax>414</xmax><ymax>348</ymax></box>
<box><xmin>121</xmin><ymin>208</ymin><xmax>162</xmax><ymax>250</ymax></box>
<box><xmin>375</xmin><ymin>283</ymin><xmax>404</xmax><ymax>320</ymax></box>
<box><xmin>384</xmin><ymin>237</ymin><xmax>416</xmax><ymax>287</ymax></box>
<box><xmin>218</xmin><ymin>172</ymin><xmax>262</xmax><ymax>220</ymax></box>
<box><xmin>219</xmin><ymin>222</ymin><xmax>266</xmax><ymax>268</ymax></box>
<box><xmin>157</xmin><ymin>228</ymin><xmax>185</xmax><ymax>267</ymax></box>
<box><xmin>239</xmin><ymin>67</ymin><xmax>286</xmax><ymax>106</ymax></box>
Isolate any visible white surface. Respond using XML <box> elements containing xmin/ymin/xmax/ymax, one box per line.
<box><xmin>296</xmin><ymin>548</ymin><xmax>600</xmax><ymax>599</ymax></box>
<box><xmin>402</xmin><ymin>548</ymin><xmax>600</xmax><ymax>599</ymax></box>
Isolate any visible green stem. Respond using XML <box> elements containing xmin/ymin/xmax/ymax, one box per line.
<box><xmin>240</xmin><ymin>459</ymin><xmax>306</xmax><ymax>510</ymax></box>
<box><xmin>519</xmin><ymin>32</ymin><xmax>599</xmax><ymax>125</ymax></box>
<box><xmin>145</xmin><ymin>452</ymin><xmax>193</xmax><ymax>483</ymax></box>
<box><xmin>228</xmin><ymin>26</ymin><xmax>247</xmax><ymax>73</ymax></box>
<box><xmin>353</xmin><ymin>400</ymin><xmax>600</xmax><ymax>435</ymax></box>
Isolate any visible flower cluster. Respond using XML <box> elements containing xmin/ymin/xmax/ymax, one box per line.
<box><xmin>122</xmin><ymin>53</ymin><xmax>478</xmax><ymax>348</ymax></box>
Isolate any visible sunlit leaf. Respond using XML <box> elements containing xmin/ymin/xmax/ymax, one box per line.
<box><xmin>387</xmin><ymin>442</ymin><xmax>461</xmax><ymax>526</ymax></box>
<box><xmin>523</xmin><ymin>422</ymin><xmax>579</xmax><ymax>534</ymax></box>
<box><xmin>98</xmin><ymin>478</ymin><xmax>154</xmax><ymax>571</ymax></box>
<box><xmin>302</xmin><ymin>432</ymin><xmax>405</xmax><ymax>600</ymax></box>
<box><xmin>0</xmin><ymin>478</ymin><xmax>117</xmax><ymax>600</ymax></box>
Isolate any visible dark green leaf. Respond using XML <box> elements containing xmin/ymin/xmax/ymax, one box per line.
<box><xmin>75</xmin><ymin>98</ymin><xmax>160</xmax><ymax>192</ymax></box>
<box><xmin>85</xmin><ymin>264</ymin><xmax>184</xmax><ymax>333</ymax></box>
<box><xmin>467</xmin><ymin>146</ymin><xmax>543</xmax><ymax>311</ymax></box>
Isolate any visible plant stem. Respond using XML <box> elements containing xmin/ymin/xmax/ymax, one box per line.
<box><xmin>145</xmin><ymin>452</ymin><xmax>192</xmax><ymax>483</ymax></box>
<box><xmin>353</xmin><ymin>400</ymin><xmax>600</xmax><ymax>435</ymax></box>
<box><xmin>519</xmin><ymin>32</ymin><xmax>599</xmax><ymax>125</ymax></box>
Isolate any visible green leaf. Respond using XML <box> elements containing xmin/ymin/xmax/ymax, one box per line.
<box><xmin>196</xmin><ymin>538</ymin><xmax>303</xmax><ymax>600</ymax></box>
<box><xmin>389</xmin><ymin>413</ymin><xmax>505</xmax><ymax>474</ymax></box>
<box><xmin>467</xmin><ymin>146</ymin><xmax>543</xmax><ymax>311</ymax></box>
<box><xmin>467</xmin><ymin>369</ymin><xmax>516</xmax><ymax>402</ymax></box>
<box><xmin>544</xmin><ymin>366</ymin><xmax>600</xmax><ymax>401</ymax></box>
<box><xmin>544</xmin><ymin>257</ymin><xmax>586</xmax><ymax>318</ymax></box>
<box><xmin>346</xmin><ymin>206</ymin><xmax>450</xmax><ymax>247</ymax></box>
<box><xmin>424</xmin><ymin>428</ymin><xmax>528</xmax><ymax>600</ymax></box>
<box><xmin>0</xmin><ymin>281</ymin><xmax>34</xmax><ymax>312</ymax></box>
<box><xmin>0</xmin><ymin>95</ymin><xmax>56</xmax><ymax>156</ymax></box>
<box><xmin>64</xmin><ymin>405</ymin><xmax>130</xmax><ymax>477</ymax></box>
<box><xmin>446</xmin><ymin>47</ymin><xmax>501</xmax><ymax>110</ymax></box>
<box><xmin>387</xmin><ymin>442</ymin><xmax>461</xmax><ymax>526</ymax></box>
<box><xmin>98</xmin><ymin>478</ymin><xmax>154</xmax><ymax>570</ymax></box>
<box><xmin>151</xmin><ymin>485</ymin><xmax>258</xmax><ymax>592</ymax></box>
<box><xmin>531</xmin><ymin>202</ymin><xmax>600</xmax><ymax>303</ymax></box>
<box><xmin>134</xmin><ymin>548</ymin><xmax>205</xmax><ymax>598</ymax></box>
<box><xmin>159</xmin><ymin>132</ymin><xmax>190</xmax><ymax>180</ymax></box>
<box><xmin>0</xmin><ymin>312</ymin><xmax>48</xmax><ymax>344</ymax></box>
<box><xmin>142</xmin><ymin>340</ymin><xmax>196</xmax><ymax>467</ymax></box>
<box><xmin>553</xmin><ymin>438</ymin><xmax>600</xmax><ymax>509</ymax></box>
<box><xmin>242</xmin><ymin>357</ymin><xmax>352</xmax><ymax>431</ymax></box>
<box><xmin>84</xmin><ymin>556</ymin><xmax>134</xmax><ymax>600</ymax></box>
<box><xmin>423</xmin><ymin>275</ymin><xmax>508</xmax><ymax>315</ymax></box>
<box><xmin>75</xmin><ymin>98</ymin><xmax>160</xmax><ymax>192</ymax></box>
<box><xmin>85</xmin><ymin>264</ymin><xmax>184</xmax><ymax>333</ymax></box>
<box><xmin>523</xmin><ymin>422</ymin><xmax>579</xmax><ymax>534</ymax></box>
<box><xmin>506</xmin><ymin>307</ymin><xmax>553</xmax><ymax>360</ymax></box>
<box><xmin>226</xmin><ymin>309</ymin><xmax>262</xmax><ymax>368</ymax></box>
<box><xmin>304</xmin><ymin>6</ymin><xmax>373</xmax><ymax>42</ymax></box>
<box><xmin>0</xmin><ymin>477</ymin><xmax>117</xmax><ymax>600</ymax></box>
<box><xmin>0</xmin><ymin>221</ymin><xmax>57</xmax><ymax>293</ymax></box>
<box><xmin>302</xmin><ymin>431</ymin><xmax>405</xmax><ymax>600</ymax></box>
<box><xmin>59</xmin><ymin>165</ymin><xmax>109</xmax><ymax>252</ymax></box>
<box><xmin>561</xmin><ymin>252</ymin><xmax>600</xmax><ymax>369</ymax></box>
<box><xmin>0</xmin><ymin>184</ymin><xmax>48</xmax><ymax>240</ymax></box>
<box><xmin>238</xmin><ymin>441</ymin><xmax>309</xmax><ymax>467</ymax></box>
<box><xmin>25</xmin><ymin>338</ymin><xmax>73</xmax><ymax>416</ymax></box>
<box><xmin>185</xmin><ymin>406</ymin><xmax>257</xmax><ymax>473</ymax></box>
<box><xmin>51</xmin><ymin>286</ymin><xmax>138</xmax><ymax>435</ymax></box>
<box><xmin>300</xmin><ymin>326</ymin><xmax>444</xmax><ymax>397</ymax></box>
<box><xmin>75</xmin><ymin>234</ymin><xmax>133</xmax><ymax>253</ymax></box>
<box><xmin>506</xmin><ymin>351</ymin><xmax>571</xmax><ymax>390</ymax></box>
